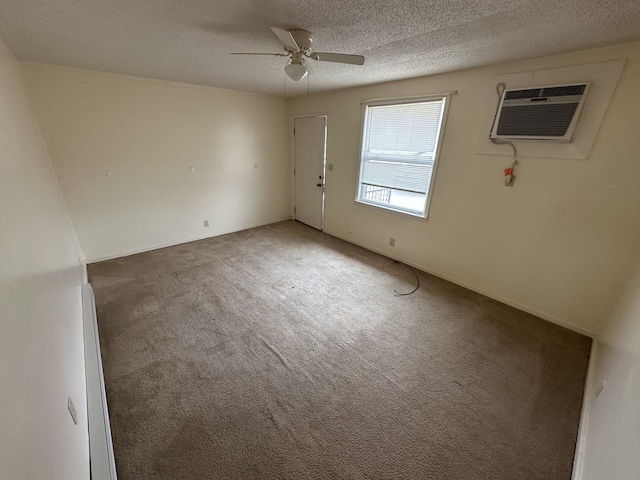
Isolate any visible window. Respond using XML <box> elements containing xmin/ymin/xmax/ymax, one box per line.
<box><xmin>356</xmin><ymin>95</ymin><xmax>450</xmax><ymax>218</ymax></box>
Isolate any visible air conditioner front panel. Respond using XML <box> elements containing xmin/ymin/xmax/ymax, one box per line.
<box><xmin>491</xmin><ymin>83</ymin><xmax>589</xmax><ymax>142</ymax></box>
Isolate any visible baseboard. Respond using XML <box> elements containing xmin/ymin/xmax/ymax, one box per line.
<box><xmin>82</xmin><ymin>283</ymin><xmax>118</xmax><ymax>480</ymax></box>
<box><xmin>571</xmin><ymin>339</ymin><xmax>597</xmax><ymax>480</ymax></box>
<box><xmin>323</xmin><ymin>228</ymin><xmax>595</xmax><ymax>338</ymax></box>
<box><xmin>87</xmin><ymin>217</ymin><xmax>293</xmax><ymax>264</ymax></box>
<box><xmin>87</xmin><ymin>219</ymin><xmax>594</xmax><ymax>337</ymax></box>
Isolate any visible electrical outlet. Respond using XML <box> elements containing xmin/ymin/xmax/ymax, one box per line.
<box><xmin>204</xmin><ymin>220</ymin><xmax>209</xmax><ymax>228</ymax></box>
<box><xmin>389</xmin><ymin>237</ymin><xmax>396</xmax><ymax>247</ymax></box>
<box><xmin>67</xmin><ymin>397</ymin><xmax>78</xmax><ymax>425</ymax></box>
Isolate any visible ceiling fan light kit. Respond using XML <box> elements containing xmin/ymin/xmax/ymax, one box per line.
<box><xmin>231</xmin><ymin>27</ymin><xmax>365</xmax><ymax>82</ymax></box>
<box><xmin>285</xmin><ymin>61</ymin><xmax>308</xmax><ymax>81</ymax></box>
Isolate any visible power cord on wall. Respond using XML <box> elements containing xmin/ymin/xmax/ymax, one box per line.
<box><xmin>490</xmin><ymin>82</ymin><xmax>518</xmax><ymax>187</ymax></box>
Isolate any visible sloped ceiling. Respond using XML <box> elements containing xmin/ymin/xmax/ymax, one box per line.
<box><xmin>0</xmin><ymin>0</ymin><xmax>639</xmax><ymax>96</ymax></box>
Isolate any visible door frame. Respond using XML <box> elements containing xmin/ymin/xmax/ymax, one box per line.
<box><xmin>291</xmin><ymin>113</ymin><xmax>329</xmax><ymax>229</ymax></box>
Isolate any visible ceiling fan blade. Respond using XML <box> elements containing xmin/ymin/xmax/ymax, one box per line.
<box><xmin>230</xmin><ymin>52</ymin><xmax>289</xmax><ymax>57</ymax></box>
<box><xmin>311</xmin><ymin>52</ymin><xmax>365</xmax><ymax>65</ymax></box>
<box><xmin>270</xmin><ymin>27</ymin><xmax>300</xmax><ymax>51</ymax></box>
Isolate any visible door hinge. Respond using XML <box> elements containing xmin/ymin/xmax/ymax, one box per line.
<box><xmin>293</xmin><ymin>128</ymin><xmax>296</xmax><ymax>135</ymax></box>
<box><xmin>293</xmin><ymin>169</ymin><xmax>296</xmax><ymax>176</ymax></box>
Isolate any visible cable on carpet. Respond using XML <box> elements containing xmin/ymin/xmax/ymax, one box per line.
<box><xmin>394</xmin><ymin>263</ymin><xmax>420</xmax><ymax>296</ymax></box>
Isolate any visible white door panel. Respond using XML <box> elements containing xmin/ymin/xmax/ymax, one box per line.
<box><xmin>294</xmin><ymin>116</ymin><xmax>326</xmax><ymax>230</ymax></box>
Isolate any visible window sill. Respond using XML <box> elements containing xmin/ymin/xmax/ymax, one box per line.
<box><xmin>355</xmin><ymin>199</ymin><xmax>429</xmax><ymax>221</ymax></box>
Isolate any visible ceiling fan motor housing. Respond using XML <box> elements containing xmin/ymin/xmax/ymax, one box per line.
<box><xmin>289</xmin><ymin>29</ymin><xmax>313</xmax><ymax>53</ymax></box>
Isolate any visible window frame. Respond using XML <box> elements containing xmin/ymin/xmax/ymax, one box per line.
<box><xmin>355</xmin><ymin>93</ymin><xmax>452</xmax><ymax>219</ymax></box>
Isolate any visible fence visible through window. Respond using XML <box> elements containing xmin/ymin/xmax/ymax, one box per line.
<box><xmin>362</xmin><ymin>184</ymin><xmax>391</xmax><ymax>204</ymax></box>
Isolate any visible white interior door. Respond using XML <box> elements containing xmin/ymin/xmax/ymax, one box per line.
<box><xmin>294</xmin><ymin>116</ymin><xmax>327</xmax><ymax>230</ymax></box>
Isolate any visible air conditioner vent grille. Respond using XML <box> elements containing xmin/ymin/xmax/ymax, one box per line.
<box><xmin>504</xmin><ymin>84</ymin><xmax>587</xmax><ymax>100</ymax></box>
<box><xmin>497</xmin><ymin>103</ymin><xmax>580</xmax><ymax>137</ymax></box>
<box><xmin>505</xmin><ymin>88</ymin><xmax>542</xmax><ymax>100</ymax></box>
<box><xmin>541</xmin><ymin>84</ymin><xmax>587</xmax><ymax>97</ymax></box>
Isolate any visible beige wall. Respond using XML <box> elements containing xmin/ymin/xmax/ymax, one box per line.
<box><xmin>579</xmin><ymin>260</ymin><xmax>640</xmax><ymax>479</ymax></box>
<box><xmin>0</xmin><ymin>41</ymin><xmax>88</xmax><ymax>479</ymax></box>
<box><xmin>20</xmin><ymin>63</ymin><xmax>291</xmax><ymax>262</ymax></box>
<box><xmin>289</xmin><ymin>41</ymin><xmax>640</xmax><ymax>335</ymax></box>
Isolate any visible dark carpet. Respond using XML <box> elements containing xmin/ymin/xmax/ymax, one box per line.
<box><xmin>89</xmin><ymin>220</ymin><xmax>591</xmax><ymax>480</ymax></box>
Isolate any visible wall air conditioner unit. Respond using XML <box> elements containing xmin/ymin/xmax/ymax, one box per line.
<box><xmin>491</xmin><ymin>83</ymin><xmax>590</xmax><ymax>142</ymax></box>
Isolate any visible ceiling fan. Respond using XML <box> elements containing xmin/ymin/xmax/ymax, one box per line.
<box><xmin>231</xmin><ymin>27</ymin><xmax>365</xmax><ymax>81</ymax></box>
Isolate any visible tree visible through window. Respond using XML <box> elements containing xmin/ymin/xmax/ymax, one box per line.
<box><xmin>357</xmin><ymin>95</ymin><xmax>450</xmax><ymax>218</ymax></box>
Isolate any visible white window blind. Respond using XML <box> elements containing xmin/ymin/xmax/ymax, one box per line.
<box><xmin>357</xmin><ymin>96</ymin><xmax>448</xmax><ymax>217</ymax></box>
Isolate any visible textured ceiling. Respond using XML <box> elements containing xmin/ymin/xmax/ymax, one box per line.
<box><xmin>1</xmin><ymin>0</ymin><xmax>639</xmax><ymax>96</ymax></box>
